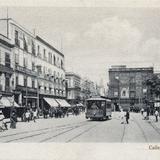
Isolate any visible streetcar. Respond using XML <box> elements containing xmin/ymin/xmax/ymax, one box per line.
<box><xmin>85</xmin><ymin>97</ymin><xmax>112</xmax><ymax>120</ymax></box>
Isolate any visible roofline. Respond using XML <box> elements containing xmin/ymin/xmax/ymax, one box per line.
<box><xmin>36</xmin><ymin>36</ymin><xmax>64</xmax><ymax>57</ymax></box>
<box><xmin>66</xmin><ymin>72</ymin><xmax>81</xmax><ymax>79</ymax></box>
<box><xmin>109</xmin><ymin>67</ymin><xmax>154</xmax><ymax>72</ymax></box>
<box><xmin>1</xmin><ymin>18</ymin><xmax>35</xmax><ymax>38</ymax></box>
<box><xmin>0</xmin><ymin>34</ymin><xmax>14</xmax><ymax>48</ymax></box>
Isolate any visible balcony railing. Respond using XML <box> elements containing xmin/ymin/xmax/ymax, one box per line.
<box><xmin>0</xmin><ymin>64</ymin><xmax>13</xmax><ymax>74</ymax></box>
<box><xmin>15</xmin><ymin>65</ymin><xmax>38</xmax><ymax>76</ymax></box>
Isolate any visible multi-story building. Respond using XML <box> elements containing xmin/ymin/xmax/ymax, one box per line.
<box><xmin>0</xmin><ymin>34</ymin><xmax>14</xmax><ymax>98</ymax></box>
<box><xmin>0</xmin><ymin>18</ymin><xmax>67</xmax><ymax>110</ymax></box>
<box><xmin>108</xmin><ymin>65</ymin><xmax>153</xmax><ymax>110</ymax></box>
<box><xmin>66</xmin><ymin>72</ymin><xmax>81</xmax><ymax>104</ymax></box>
<box><xmin>36</xmin><ymin>36</ymin><xmax>66</xmax><ymax>109</ymax></box>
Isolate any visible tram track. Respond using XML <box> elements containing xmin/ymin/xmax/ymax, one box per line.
<box><xmin>1</xmin><ymin>121</ymin><xmax>87</xmax><ymax>142</ymax></box>
<box><xmin>147</xmin><ymin>121</ymin><xmax>160</xmax><ymax>136</ymax></box>
<box><xmin>120</xmin><ymin>123</ymin><xmax>126</xmax><ymax>142</ymax></box>
<box><xmin>66</xmin><ymin>123</ymin><xmax>99</xmax><ymax>142</ymax></box>
<box><xmin>131</xmin><ymin>116</ymin><xmax>148</xmax><ymax>143</ymax></box>
<box><xmin>39</xmin><ymin>122</ymin><xmax>92</xmax><ymax>142</ymax></box>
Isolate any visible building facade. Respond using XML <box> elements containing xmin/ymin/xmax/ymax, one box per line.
<box><xmin>66</xmin><ymin>72</ymin><xmax>81</xmax><ymax>104</ymax></box>
<box><xmin>0</xmin><ymin>34</ymin><xmax>14</xmax><ymax>98</ymax></box>
<box><xmin>108</xmin><ymin>65</ymin><xmax>153</xmax><ymax>110</ymax></box>
<box><xmin>0</xmin><ymin>18</ymin><xmax>66</xmax><ymax>110</ymax></box>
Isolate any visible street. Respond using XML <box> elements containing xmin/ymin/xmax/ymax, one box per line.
<box><xmin>0</xmin><ymin>112</ymin><xmax>160</xmax><ymax>143</ymax></box>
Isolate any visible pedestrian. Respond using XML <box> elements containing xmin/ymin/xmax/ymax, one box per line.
<box><xmin>25</xmin><ymin>110</ymin><xmax>30</xmax><ymax>122</ymax></box>
<box><xmin>125</xmin><ymin>110</ymin><xmax>130</xmax><ymax>124</ymax></box>
<box><xmin>146</xmin><ymin>106</ymin><xmax>150</xmax><ymax>120</ymax></box>
<box><xmin>141</xmin><ymin>108</ymin><xmax>144</xmax><ymax>116</ymax></box>
<box><xmin>155</xmin><ymin>110</ymin><xmax>159</xmax><ymax>122</ymax></box>
<box><xmin>120</xmin><ymin>109</ymin><xmax>125</xmax><ymax>124</ymax></box>
<box><xmin>33</xmin><ymin>109</ymin><xmax>37</xmax><ymax>122</ymax></box>
<box><xmin>0</xmin><ymin>111</ymin><xmax>6</xmax><ymax>131</ymax></box>
<box><xmin>10</xmin><ymin>111</ymin><xmax>17</xmax><ymax>129</ymax></box>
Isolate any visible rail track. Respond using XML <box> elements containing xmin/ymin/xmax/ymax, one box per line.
<box><xmin>131</xmin><ymin>116</ymin><xmax>148</xmax><ymax>142</ymax></box>
<box><xmin>0</xmin><ymin>121</ymin><xmax>88</xmax><ymax>142</ymax></box>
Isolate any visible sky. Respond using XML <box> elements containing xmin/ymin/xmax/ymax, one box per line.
<box><xmin>1</xmin><ymin>7</ymin><xmax>160</xmax><ymax>87</ymax></box>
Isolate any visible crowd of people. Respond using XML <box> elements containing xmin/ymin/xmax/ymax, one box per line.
<box><xmin>140</xmin><ymin>107</ymin><xmax>160</xmax><ymax>122</ymax></box>
<box><xmin>118</xmin><ymin>105</ymin><xmax>160</xmax><ymax>124</ymax></box>
<box><xmin>0</xmin><ymin>106</ymin><xmax>84</xmax><ymax>131</ymax></box>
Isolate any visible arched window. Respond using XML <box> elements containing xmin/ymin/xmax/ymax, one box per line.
<box><xmin>61</xmin><ymin>60</ymin><xmax>63</xmax><ymax>69</ymax></box>
<box><xmin>54</xmin><ymin>55</ymin><xmax>56</xmax><ymax>65</ymax></box>
<box><xmin>122</xmin><ymin>90</ymin><xmax>126</xmax><ymax>97</ymax></box>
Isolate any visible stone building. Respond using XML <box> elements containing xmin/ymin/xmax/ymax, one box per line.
<box><xmin>0</xmin><ymin>34</ymin><xmax>14</xmax><ymax>99</ymax></box>
<box><xmin>66</xmin><ymin>72</ymin><xmax>81</xmax><ymax>104</ymax></box>
<box><xmin>0</xmin><ymin>18</ymin><xmax>67</xmax><ymax>110</ymax></box>
<box><xmin>108</xmin><ymin>65</ymin><xmax>153</xmax><ymax>110</ymax></box>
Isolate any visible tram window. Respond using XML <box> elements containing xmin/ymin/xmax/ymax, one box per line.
<box><xmin>87</xmin><ymin>101</ymin><xmax>100</xmax><ymax>109</ymax></box>
<box><xmin>101</xmin><ymin>102</ymin><xmax>105</xmax><ymax>107</ymax></box>
<box><xmin>91</xmin><ymin>103</ymin><xmax>98</xmax><ymax>109</ymax></box>
<box><xmin>107</xmin><ymin>103</ymin><xmax>111</xmax><ymax>108</ymax></box>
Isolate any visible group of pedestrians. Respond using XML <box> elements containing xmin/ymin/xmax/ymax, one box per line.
<box><xmin>23</xmin><ymin>109</ymin><xmax>38</xmax><ymax>122</ymax></box>
<box><xmin>140</xmin><ymin>107</ymin><xmax>159</xmax><ymax>122</ymax></box>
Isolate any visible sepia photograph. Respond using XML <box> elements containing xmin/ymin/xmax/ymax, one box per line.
<box><xmin>0</xmin><ymin>0</ymin><xmax>160</xmax><ymax>159</ymax></box>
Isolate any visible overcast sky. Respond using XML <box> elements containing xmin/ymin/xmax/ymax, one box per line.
<box><xmin>1</xmin><ymin>7</ymin><xmax>160</xmax><ymax>86</ymax></box>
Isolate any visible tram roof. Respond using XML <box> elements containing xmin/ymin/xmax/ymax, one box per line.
<box><xmin>86</xmin><ymin>97</ymin><xmax>111</xmax><ymax>102</ymax></box>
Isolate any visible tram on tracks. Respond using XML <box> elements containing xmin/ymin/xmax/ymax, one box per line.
<box><xmin>85</xmin><ymin>97</ymin><xmax>112</xmax><ymax>120</ymax></box>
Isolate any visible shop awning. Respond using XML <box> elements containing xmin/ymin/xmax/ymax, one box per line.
<box><xmin>0</xmin><ymin>97</ymin><xmax>20</xmax><ymax>108</ymax></box>
<box><xmin>55</xmin><ymin>99</ymin><xmax>71</xmax><ymax>107</ymax></box>
<box><xmin>44</xmin><ymin>97</ymin><xmax>59</xmax><ymax>108</ymax></box>
<box><xmin>76</xmin><ymin>103</ymin><xmax>84</xmax><ymax>107</ymax></box>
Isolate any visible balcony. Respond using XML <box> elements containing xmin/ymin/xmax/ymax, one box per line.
<box><xmin>16</xmin><ymin>85</ymin><xmax>37</xmax><ymax>93</ymax></box>
<box><xmin>15</xmin><ymin>64</ymin><xmax>38</xmax><ymax>77</ymax></box>
<box><xmin>0</xmin><ymin>64</ymin><xmax>13</xmax><ymax>74</ymax></box>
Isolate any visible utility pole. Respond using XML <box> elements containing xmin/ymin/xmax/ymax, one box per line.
<box><xmin>6</xmin><ymin>7</ymin><xmax>9</xmax><ymax>38</ymax></box>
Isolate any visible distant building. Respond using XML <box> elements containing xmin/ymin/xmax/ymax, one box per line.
<box><xmin>66</xmin><ymin>72</ymin><xmax>81</xmax><ymax>104</ymax></box>
<box><xmin>108</xmin><ymin>65</ymin><xmax>153</xmax><ymax>110</ymax></box>
<box><xmin>80</xmin><ymin>78</ymin><xmax>100</xmax><ymax>103</ymax></box>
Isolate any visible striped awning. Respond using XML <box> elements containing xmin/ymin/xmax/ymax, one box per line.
<box><xmin>0</xmin><ymin>96</ymin><xmax>20</xmax><ymax>108</ymax></box>
<box><xmin>55</xmin><ymin>99</ymin><xmax>71</xmax><ymax>107</ymax></box>
<box><xmin>44</xmin><ymin>97</ymin><xmax>59</xmax><ymax>108</ymax></box>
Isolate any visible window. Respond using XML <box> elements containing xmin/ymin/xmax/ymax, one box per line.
<box><xmin>15</xmin><ymin>30</ymin><xmax>19</xmax><ymax>46</ymax></box>
<box><xmin>37</xmin><ymin>45</ymin><xmax>41</xmax><ymax>57</ymax></box>
<box><xmin>31</xmin><ymin>40</ymin><xmax>35</xmax><ymax>55</ymax></box>
<box><xmin>0</xmin><ymin>49</ymin><xmax>1</xmax><ymax>64</ymax></box>
<box><xmin>5</xmin><ymin>77</ymin><xmax>10</xmax><ymax>87</ymax></box>
<box><xmin>15</xmin><ymin>53</ymin><xmax>19</xmax><ymax>64</ymax></box>
<box><xmin>122</xmin><ymin>90</ymin><xmax>126</xmax><ymax>97</ymax></box>
<box><xmin>5</xmin><ymin>53</ymin><xmax>10</xmax><ymax>67</ymax></box>
<box><xmin>49</xmin><ymin>88</ymin><xmax>52</xmax><ymax>93</ymax></box>
<box><xmin>32</xmin><ymin>79</ymin><xmax>35</xmax><ymax>88</ymax></box>
<box><xmin>23</xmin><ymin>35</ymin><xmax>28</xmax><ymax>52</ymax></box>
<box><xmin>16</xmin><ymin>76</ymin><xmax>18</xmax><ymax>86</ymax></box>
<box><xmin>5</xmin><ymin>77</ymin><xmax>10</xmax><ymax>91</ymax></box>
<box><xmin>130</xmin><ymin>91</ymin><xmax>136</xmax><ymax>98</ymax></box>
<box><xmin>23</xmin><ymin>57</ymin><xmax>28</xmax><ymax>68</ymax></box>
<box><xmin>32</xmin><ymin>62</ymin><xmax>35</xmax><ymax>71</ymax></box>
<box><xmin>24</xmin><ymin>77</ymin><xmax>27</xmax><ymax>87</ymax></box>
<box><xmin>61</xmin><ymin>60</ymin><xmax>63</xmax><ymax>69</ymax></box>
<box><xmin>44</xmin><ymin>86</ymin><xmax>47</xmax><ymax>93</ymax></box>
<box><xmin>43</xmin><ymin>49</ymin><xmax>46</xmax><ymax>60</ymax></box>
<box><xmin>54</xmin><ymin>55</ymin><xmax>56</xmax><ymax>65</ymax></box>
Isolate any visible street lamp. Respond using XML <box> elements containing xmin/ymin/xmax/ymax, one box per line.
<box><xmin>115</xmin><ymin>76</ymin><xmax>120</xmax><ymax>110</ymax></box>
<box><xmin>36</xmin><ymin>65</ymin><xmax>41</xmax><ymax>112</ymax></box>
